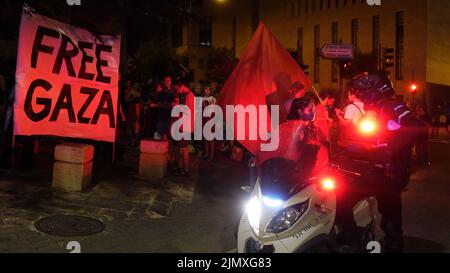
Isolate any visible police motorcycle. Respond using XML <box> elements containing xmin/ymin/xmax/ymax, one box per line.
<box><xmin>237</xmin><ymin>112</ymin><xmax>382</xmax><ymax>253</ymax></box>
<box><xmin>336</xmin><ymin>71</ymin><xmax>427</xmax><ymax>252</ymax></box>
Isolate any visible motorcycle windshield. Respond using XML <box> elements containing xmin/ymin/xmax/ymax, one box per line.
<box><xmin>256</xmin><ymin>120</ymin><xmax>308</xmax><ymax>200</ymax></box>
<box><xmin>258</xmin><ymin>120</ymin><xmax>306</xmax><ymax>165</ymax></box>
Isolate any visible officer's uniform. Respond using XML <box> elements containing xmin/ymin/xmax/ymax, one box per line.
<box><xmin>336</xmin><ymin>98</ymin><xmax>426</xmax><ymax>252</ymax></box>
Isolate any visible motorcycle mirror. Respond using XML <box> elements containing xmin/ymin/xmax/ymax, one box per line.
<box><xmin>241</xmin><ymin>186</ymin><xmax>252</xmax><ymax>193</ymax></box>
<box><xmin>248</xmin><ymin>158</ymin><xmax>256</xmax><ymax>168</ymax></box>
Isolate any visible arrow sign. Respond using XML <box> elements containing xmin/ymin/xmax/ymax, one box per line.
<box><xmin>320</xmin><ymin>44</ymin><xmax>354</xmax><ymax>59</ymax></box>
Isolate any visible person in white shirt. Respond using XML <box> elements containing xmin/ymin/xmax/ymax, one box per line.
<box><xmin>335</xmin><ymin>88</ymin><xmax>365</xmax><ymax>127</ymax></box>
<box><xmin>202</xmin><ymin>86</ymin><xmax>217</xmax><ymax>161</ymax></box>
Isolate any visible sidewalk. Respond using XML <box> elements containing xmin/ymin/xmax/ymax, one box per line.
<box><xmin>0</xmin><ymin>148</ymin><xmax>198</xmax><ymax>238</ymax></box>
<box><xmin>429</xmin><ymin>129</ymin><xmax>450</xmax><ymax>144</ymax></box>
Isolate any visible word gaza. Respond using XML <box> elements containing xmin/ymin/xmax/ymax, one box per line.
<box><xmin>67</xmin><ymin>0</ymin><xmax>81</xmax><ymax>6</ymax></box>
<box><xmin>32</xmin><ymin>25</ymin><xmax>113</xmax><ymax>84</ymax></box>
<box><xmin>366</xmin><ymin>0</ymin><xmax>381</xmax><ymax>5</ymax></box>
<box><xmin>25</xmin><ymin>79</ymin><xmax>116</xmax><ymax>128</ymax></box>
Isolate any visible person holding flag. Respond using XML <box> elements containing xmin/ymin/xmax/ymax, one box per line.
<box><xmin>218</xmin><ymin>22</ymin><xmax>311</xmax><ymax>156</ymax></box>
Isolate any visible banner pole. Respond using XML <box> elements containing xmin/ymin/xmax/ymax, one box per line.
<box><xmin>310</xmin><ymin>84</ymin><xmax>335</xmax><ymax>161</ymax></box>
<box><xmin>112</xmin><ymin>142</ymin><xmax>116</xmax><ymax>164</ymax></box>
<box><xmin>311</xmin><ymin>84</ymin><xmax>324</xmax><ymax>105</ymax></box>
<box><xmin>11</xmin><ymin>135</ymin><xmax>16</xmax><ymax>171</ymax></box>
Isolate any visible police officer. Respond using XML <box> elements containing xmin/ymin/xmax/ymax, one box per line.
<box><xmin>340</xmin><ymin>71</ymin><xmax>426</xmax><ymax>252</ymax></box>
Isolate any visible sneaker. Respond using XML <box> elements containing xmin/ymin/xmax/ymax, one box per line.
<box><xmin>175</xmin><ymin>169</ymin><xmax>189</xmax><ymax>177</ymax></box>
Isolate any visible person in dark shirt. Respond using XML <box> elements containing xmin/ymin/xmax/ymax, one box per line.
<box><xmin>445</xmin><ymin>102</ymin><xmax>450</xmax><ymax>135</ymax></box>
<box><xmin>414</xmin><ymin>104</ymin><xmax>431</xmax><ymax>167</ymax></box>
<box><xmin>0</xmin><ymin>77</ymin><xmax>6</xmax><ymax>136</ymax></box>
<box><xmin>124</xmin><ymin>80</ymin><xmax>140</xmax><ymax>146</ymax></box>
<box><xmin>172</xmin><ymin>80</ymin><xmax>195</xmax><ymax>177</ymax></box>
<box><xmin>156</xmin><ymin>81</ymin><xmax>175</xmax><ymax>140</ymax></box>
<box><xmin>140</xmin><ymin>79</ymin><xmax>158</xmax><ymax>139</ymax></box>
<box><xmin>163</xmin><ymin>76</ymin><xmax>175</xmax><ymax>95</ymax></box>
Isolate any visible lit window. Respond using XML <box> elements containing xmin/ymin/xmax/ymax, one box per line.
<box><xmin>314</xmin><ymin>25</ymin><xmax>320</xmax><ymax>83</ymax></box>
<box><xmin>396</xmin><ymin>11</ymin><xmax>405</xmax><ymax>80</ymax></box>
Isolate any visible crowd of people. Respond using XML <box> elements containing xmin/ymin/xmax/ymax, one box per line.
<box><xmin>115</xmin><ymin>76</ymin><xmax>222</xmax><ymax>177</ymax></box>
<box><xmin>1</xmin><ymin>66</ymin><xmax>449</xmax><ymax>252</ymax></box>
<box><xmin>414</xmin><ymin>102</ymin><xmax>450</xmax><ymax>138</ymax></box>
<box><xmin>1</xmin><ymin>69</ymin><xmax>450</xmax><ymax>175</ymax></box>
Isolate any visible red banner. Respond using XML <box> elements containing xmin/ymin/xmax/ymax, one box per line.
<box><xmin>218</xmin><ymin>22</ymin><xmax>311</xmax><ymax>155</ymax></box>
<box><xmin>14</xmin><ymin>5</ymin><xmax>121</xmax><ymax>143</ymax></box>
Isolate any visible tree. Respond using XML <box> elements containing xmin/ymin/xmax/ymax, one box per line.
<box><xmin>128</xmin><ymin>40</ymin><xmax>179</xmax><ymax>81</ymax></box>
<box><xmin>342</xmin><ymin>50</ymin><xmax>378</xmax><ymax>79</ymax></box>
<box><xmin>204</xmin><ymin>47</ymin><xmax>239</xmax><ymax>85</ymax></box>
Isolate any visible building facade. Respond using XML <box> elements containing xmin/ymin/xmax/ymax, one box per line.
<box><xmin>184</xmin><ymin>0</ymin><xmax>450</xmax><ymax>107</ymax></box>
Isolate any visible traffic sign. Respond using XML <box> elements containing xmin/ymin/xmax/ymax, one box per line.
<box><xmin>320</xmin><ymin>44</ymin><xmax>354</xmax><ymax>59</ymax></box>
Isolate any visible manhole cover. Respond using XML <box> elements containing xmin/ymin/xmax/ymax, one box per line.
<box><xmin>34</xmin><ymin>215</ymin><xmax>105</xmax><ymax>237</ymax></box>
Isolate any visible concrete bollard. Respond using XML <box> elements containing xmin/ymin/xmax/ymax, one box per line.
<box><xmin>52</xmin><ymin>143</ymin><xmax>94</xmax><ymax>192</ymax></box>
<box><xmin>139</xmin><ymin>140</ymin><xmax>168</xmax><ymax>179</ymax></box>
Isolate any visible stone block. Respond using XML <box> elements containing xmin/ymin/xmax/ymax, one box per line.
<box><xmin>53</xmin><ymin>161</ymin><xmax>93</xmax><ymax>192</ymax></box>
<box><xmin>140</xmin><ymin>139</ymin><xmax>169</xmax><ymax>154</ymax></box>
<box><xmin>139</xmin><ymin>153</ymin><xmax>167</xmax><ymax>179</ymax></box>
<box><xmin>55</xmin><ymin>143</ymin><xmax>94</xmax><ymax>164</ymax></box>
<box><xmin>139</xmin><ymin>139</ymin><xmax>169</xmax><ymax>179</ymax></box>
<box><xmin>52</xmin><ymin>143</ymin><xmax>94</xmax><ymax>192</ymax></box>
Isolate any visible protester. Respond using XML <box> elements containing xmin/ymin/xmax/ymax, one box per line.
<box><xmin>285</xmin><ymin>94</ymin><xmax>329</xmax><ymax>176</ymax></box>
<box><xmin>124</xmin><ymin>80</ymin><xmax>140</xmax><ymax>146</ymax></box>
<box><xmin>414</xmin><ymin>104</ymin><xmax>431</xmax><ymax>128</ymax></box>
<box><xmin>414</xmin><ymin>105</ymin><xmax>431</xmax><ymax>167</ymax></box>
<box><xmin>178</xmin><ymin>69</ymin><xmax>190</xmax><ymax>88</ymax></box>
<box><xmin>156</xmin><ymin>80</ymin><xmax>174</xmax><ymax>141</ymax></box>
<box><xmin>140</xmin><ymin>79</ymin><xmax>158</xmax><ymax>139</ymax></box>
<box><xmin>0</xmin><ymin>85</ymin><xmax>15</xmax><ymax>169</ymax></box>
<box><xmin>439</xmin><ymin>106</ymin><xmax>447</xmax><ymax>134</ymax></box>
<box><xmin>282</xmin><ymin>81</ymin><xmax>306</xmax><ymax>121</ymax></box>
<box><xmin>163</xmin><ymin>76</ymin><xmax>175</xmax><ymax>94</ymax></box>
<box><xmin>0</xmin><ymin>73</ymin><xmax>6</xmax><ymax>137</ymax></box>
<box><xmin>334</xmin><ymin>86</ymin><xmax>366</xmax><ymax>146</ymax></box>
<box><xmin>112</xmin><ymin>75</ymin><xmax>127</xmax><ymax>160</ymax></box>
<box><xmin>172</xmin><ymin>80</ymin><xmax>195</xmax><ymax>177</ymax></box>
<box><xmin>431</xmin><ymin>105</ymin><xmax>442</xmax><ymax>138</ymax></box>
<box><xmin>0</xmin><ymin>74</ymin><xmax>8</xmax><ymax>168</ymax></box>
<box><xmin>214</xmin><ymin>84</ymin><xmax>223</xmax><ymax>100</ymax></box>
<box><xmin>335</xmin><ymin>89</ymin><xmax>365</xmax><ymax>127</ymax></box>
<box><xmin>194</xmin><ymin>80</ymin><xmax>206</xmax><ymax>96</ymax></box>
<box><xmin>202</xmin><ymin>86</ymin><xmax>217</xmax><ymax>161</ymax></box>
<box><xmin>315</xmin><ymin>90</ymin><xmax>336</xmax><ymax>143</ymax></box>
<box><xmin>445</xmin><ymin>102</ymin><xmax>450</xmax><ymax>134</ymax></box>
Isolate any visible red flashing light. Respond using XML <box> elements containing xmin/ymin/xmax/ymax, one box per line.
<box><xmin>321</xmin><ymin>178</ymin><xmax>336</xmax><ymax>191</ymax></box>
<box><xmin>358</xmin><ymin>118</ymin><xmax>378</xmax><ymax>135</ymax></box>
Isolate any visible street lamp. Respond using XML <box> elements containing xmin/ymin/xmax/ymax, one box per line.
<box><xmin>409</xmin><ymin>82</ymin><xmax>418</xmax><ymax>108</ymax></box>
<box><xmin>187</xmin><ymin>0</ymin><xmax>192</xmax><ymax>71</ymax></box>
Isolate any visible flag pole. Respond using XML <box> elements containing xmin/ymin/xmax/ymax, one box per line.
<box><xmin>11</xmin><ymin>135</ymin><xmax>16</xmax><ymax>171</ymax></box>
<box><xmin>112</xmin><ymin>141</ymin><xmax>116</xmax><ymax>164</ymax></box>
<box><xmin>310</xmin><ymin>84</ymin><xmax>336</xmax><ymax>160</ymax></box>
<box><xmin>310</xmin><ymin>84</ymin><xmax>324</xmax><ymax>105</ymax></box>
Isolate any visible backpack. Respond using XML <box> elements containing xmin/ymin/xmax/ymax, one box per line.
<box><xmin>379</xmin><ymin>99</ymin><xmax>427</xmax><ymax>149</ymax></box>
<box><xmin>338</xmin><ymin>104</ymin><xmax>378</xmax><ymax>147</ymax></box>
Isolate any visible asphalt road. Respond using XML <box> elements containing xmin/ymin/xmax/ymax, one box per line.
<box><xmin>137</xmin><ymin>141</ymin><xmax>450</xmax><ymax>253</ymax></box>
<box><xmin>401</xmin><ymin>141</ymin><xmax>450</xmax><ymax>252</ymax></box>
<box><xmin>0</xmin><ymin>139</ymin><xmax>449</xmax><ymax>253</ymax></box>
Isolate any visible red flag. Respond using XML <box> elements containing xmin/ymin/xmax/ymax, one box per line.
<box><xmin>218</xmin><ymin>22</ymin><xmax>311</xmax><ymax>155</ymax></box>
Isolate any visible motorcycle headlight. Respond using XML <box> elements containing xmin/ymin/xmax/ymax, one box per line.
<box><xmin>246</xmin><ymin>196</ymin><xmax>261</xmax><ymax>233</ymax></box>
<box><xmin>266</xmin><ymin>200</ymin><xmax>309</xmax><ymax>234</ymax></box>
<box><xmin>262</xmin><ymin>196</ymin><xmax>283</xmax><ymax>208</ymax></box>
